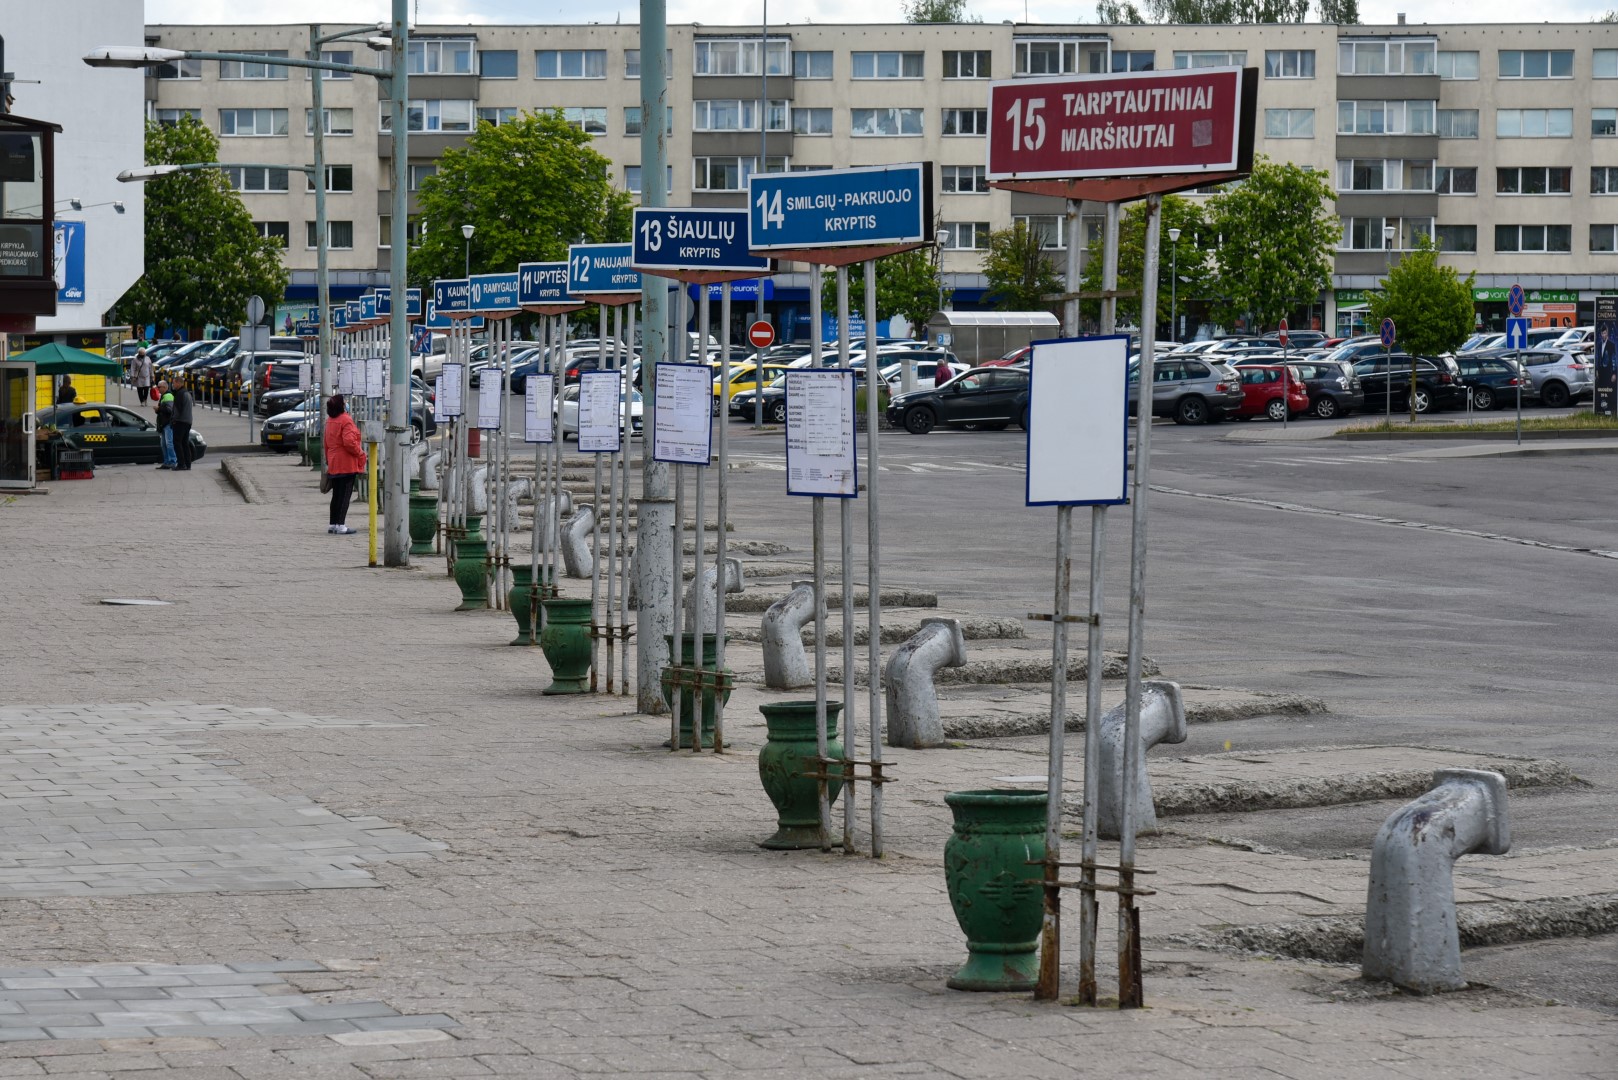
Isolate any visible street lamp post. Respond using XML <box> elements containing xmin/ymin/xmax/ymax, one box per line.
<box><xmin>462</xmin><ymin>224</ymin><xmax>475</xmax><ymax>277</ymax></box>
<box><xmin>1167</xmin><ymin>227</ymin><xmax>1181</xmax><ymax>342</ymax></box>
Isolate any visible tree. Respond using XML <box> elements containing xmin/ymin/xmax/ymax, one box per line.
<box><xmin>1077</xmin><ymin>195</ymin><xmax>1211</xmax><ymax>331</ymax></box>
<box><xmin>819</xmin><ymin>247</ymin><xmax>946</xmax><ymax>335</ymax></box>
<box><xmin>902</xmin><ymin>0</ymin><xmax>980</xmax><ymax>21</ymax></box>
<box><xmin>110</xmin><ymin>118</ymin><xmax>287</xmax><ymax>334</ymax></box>
<box><xmin>1318</xmin><ymin>0</ymin><xmax>1359</xmax><ymax>22</ymax></box>
<box><xmin>1365</xmin><ymin>236</ymin><xmax>1476</xmax><ymax>360</ymax></box>
<box><xmin>1095</xmin><ymin>0</ymin><xmax>1148</xmax><ymax>22</ymax></box>
<box><xmin>982</xmin><ymin>222</ymin><xmax>1064</xmax><ymax>314</ymax></box>
<box><xmin>410</xmin><ymin>111</ymin><xmax>632</xmax><ymax>286</ymax></box>
<box><xmin>1095</xmin><ymin>0</ymin><xmax>1355</xmax><ymax>21</ymax></box>
<box><xmin>1205</xmin><ymin>157</ymin><xmax>1340</xmax><ymax>332</ymax></box>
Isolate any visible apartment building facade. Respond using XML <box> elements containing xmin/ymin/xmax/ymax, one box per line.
<box><xmin>144</xmin><ymin>19</ymin><xmax>1618</xmax><ymax>338</ymax></box>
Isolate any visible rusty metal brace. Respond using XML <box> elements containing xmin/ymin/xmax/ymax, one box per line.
<box><xmin>802</xmin><ymin>757</ymin><xmax>896</xmax><ymax>855</ymax></box>
<box><xmin>662</xmin><ymin>663</ymin><xmax>731</xmax><ymax>752</ymax></box>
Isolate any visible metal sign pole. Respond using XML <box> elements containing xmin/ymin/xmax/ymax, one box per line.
<box><xmin>692</xmin><ymin>287</ymin><xmax>710</xmax><ymax>733</ymax></box>
<box><xmin>552</xmin><ymin>314</ymin><xmax>566</xmax><ymax>603</ymax></box>
<box><xmin>863</xmin><ymin>260</ymin><xmax>885</xmax><ymax>859</ymax></box>
<box><xmin>836</xmin><ymin>265</ymin><xmax>857</xmax><ymax>854</ymax></box>
<box><xmin>713</xmin><ymin>283</ymin><xmax>731</xmax><ymax>747</ymax></box>
<box><xmin>590</xmin><ymin>305</ymin><xmax>607</xmax><ymax>692</ymax></box>
<box><xmin>669</xmin><ymin>286</ymin><xmax>687</xmax><ymax>748</ymax></box>
<box><xmin>605</xmin><ymin>306</ymin><xmax>621</xmax><ymax>694</ymax></box>
<box><xmin>621</xmin><ymin>302</ymin><xmax>637</xmax><ymax>695</ymax></box>
<box><xmin>809</xmin><ymin>264</ymin><xmax>830</xmax><ymax>847</ymax></box>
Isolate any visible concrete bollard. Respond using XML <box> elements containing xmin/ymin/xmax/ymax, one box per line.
<box><xmin>561</xmin><ymin>504</ymin><xmax>596</xmax><ymax>578</ymax></box>
<box><xmin>884</xmin><ymin>617</ymin><xmax>968</xmax><ymax>749</ymax></box>
<box><xmin>1096</xmin><ymin>680</ymin><xmax>1186</xmax><ymax>840</ymax></box>
<box><xmin>502</xmin><ymin>476</ymin><xmax>532</xmax><ymax>525</ymax></box>
<box><xmin>761</xmin><ymin>580</ymin><xmax>822</xmax><ymax>689</ymax></box>
<box><xmin>466</xmin><ymin>464</ymin><xmax>490</xmax><ymax>514</ymax></box>
<box><xmin>683</xmin><ymin>557</ymin><xmax>743</xmax><ymax>633</ymax></box>
<box><xmin>420</xmin><ymin>450</ymin><xmax>443</xmax><ymax>491</ymax></box>
<box><xmin>406</xmin><ymin>443</ymin><xmax>428</xmax><ymax>485</ymax></box>
<box><xmin>1363</xmin><ymin>768</ymin><xmax>1510</xmax><ymax>994</ymax></box>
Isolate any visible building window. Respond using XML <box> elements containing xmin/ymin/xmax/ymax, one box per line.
<box><xmin>623</xmin><ymin>165</ymin><xmax>674</xmax><ymax>194</ymax></box>
<box><xmin>1264</xmin><ymin>108</ymin><xmax>1314</xmax><ymax>138</ymax></box>
<box><xmin>694</xmin><ymin>40</ymin><xmax>788</xmax><ymax>76</ymax></box>
<box><xmin>381</xmin><ymin>100</ymin><xmax>475</xmax><ymax>133</ymax></box>
<box><xmin>1494</xmin><ymin>224</ymin><xmax>1571</xmax><ymax>253</ymax></box>
<box><xmin>219</xmin><ymin>51</ymin><xmax>288</xmax><ymax>80</ymax></box>
<box><xmin>378</xmin><ymin>216</ymin><xmax>424</xmax><ymax>249</ymax></box>
<box><xmin>1594</xmin><ymin>109</ymin><xmax>1617</xmax><ymax>137</ymax></box>
<box><xmin>852</xmin><ymin>51</ymin><xmax>924</xmax><ymax>79</ymax></box>
<box><xmin>307</xmin><ymin>165</ymin><xmax>354</xmax><ymax>193</ymax></box>
<box><xmin>479</xmin><ymin>50</ymin><xmax>517</xmax><ymax>79</ymax></box>
<box><xmin>1436</xmin><ymin>109</ymin><xmax>1479</xmax><ymax>138</ymax></box>
<box><xmin>792</xmin><ymin>107</ymin><xmax>832</xmax><ymax>136</ymax></box>
<box><xmin>1264</xmin><ymin>50</ymin><xmax>1314</xmax><ymax>78</ymax></box>
<box><xmin>554</xmin><ymin>107</ymin><xmax>608</xmax><ymax>136</ymax></box>
<box><xmin>151</xmin><ymin>108</ymin><xmax>201</xmax><ymax>126</ymax></box>
<box><xmin>940</xmin><ymin>222</ymin><xmax>989</xmax><ymax>250</ymax></box>
<box><xmin>219</xmin><ymin>109</ymin><xmax>289</xmax><ymax>137</ymax></box>
<box><xmin>1436</xmin><ymin>51</ymin><xmax>1478</xmax><ymax>79</ymax></box>
<box><xmin>1597</xmin><ymin>50</ymin><xmax>1618</xmax><ymax>78</ymax></box>
<box><xmin>793</xmin><ymin>50</ymin><xmax>833</xmax><ymax>79</ymax></box>
<box><xmin>1434</xmin><ymin>166</ymin><xmax>1477</xmax><ymax>194</ymax></box>
<box><xmin>477</xmin><ymin>107</ymin><xmax>518</xmax><ymax>126</ymax></box>
<box><xmin>1496</xmin><ymin>166</ymin><xmax>1572</xmax><ymax>195</ymax></box>
<box><xmin>309</xmin><ymin>50</ymin><xmax>352</xmax><ymax>80</ymax></box>
<box><xmin>535</xmin><ymin>49</ymin><xmax>606</xmax><ymax>79</ymax></box>
<box><xmin>624</xmin><ymin>49</ymin><xmax>670</xmax><ymax>79</ymax></box>
<box><xmin>1018</xmin><ymin>40</ymin><xmax>1082</xmax><ymax>75</ymax></box>
<box><xmin>623</xmin><ymin>106</ymin><xmax>673</xmax><ymax>136</ymax></box>
<box><xmin>306</xmin><ymin>108</ymin><xmax>355</xmax><ymax>136</ymax></box>
<box><xmin>943</xmin><ymin>50</ymin><xmax>991</xmax><ymax>78</ymax></box>
<box><xmin>306</xmin><ymin>220</ymin><xmax>354</xmax><ymax>250</ymax></box>
<box><xmin>692</xmin><ymin>156</ymin><xmax>786</xmax><ymax>192</ymax></box>
<box><xmin>408</xmin><ymin>164</ymin><xmax>437</xmax><ymax>191</ymax></box>
<box><xmin>1337</xmin><ymin>100</ymin><xmax>1435</xmax><ymax>136</ymax></box>
<box><xmin>1338</xmin><ymin>40</ymin><xmax>1435</xmax><ymax>75</ymax></box>
<box><xmin>1434</xmin><ymin>225</ymin><xmax>1477</xmax><ymax>253</ymax></box>
<box><xmin>1591</xmin><ymin>166</ymin><xmax>1618</xmax><ymax>194</ymax></box>
<box><xmin>942</xmin><ymin>108</ymin><xmax>989</xmax><ymax>136</ymax></box>
<box><xmin>940</xmin><ymin>165</ymin><xmax>988</xmax><ymax>194</ymax></box>
<box><xmin>1340</xmin><ymin>216</ymin><xmax>1433</xmax><ymax>251</ymax></box>
<box><xmin>1013</xmin><ymin>214</ymin><xmax>1065</xmax><ymax>249</ymax></box>
<box><xmin>155</xmin><ymin>57</ymin><xmax>201</xmax><ymax>80</ymax></box>
<box><xmin>1496</xmin><ymin>108</ymin><xmax>1573</xmax><ymax>138</ymax></box>
<box><xmin>254</xmin><ymin>221</ymin><xmax>290</xmax><ymax>247</ymax></box>
<box><xmin>1499</xmin><ymin>49</ymin><xmax>1573</xmax><ymax>79</ymax></box>
<box><xmin>1111</xmin><ymin>50</ymin><xmax>1154</xmax><ymax>72</ymax></box>
<box><xmin>851</xmin><ymin>108</ymin><xmax>923</xmax><ymax>136</ymax></box>
<box><xmin>692</xmin><ymin>100</ymin><xmax>789</xmax><ymax>132</ymax></box>
<box><xmin>224</xmin><ymin>166</ymin><xmax>289</xmax><ymax>193</ymax></box>
<box><xmin>1174</xmin><ymin>50</ymin><xmax>1246</xmax><ymax>69</ymax></box>
<box><xmin>1336</xmin><ymin>159</ymin><xmax>1434</xmax><ymax>192</ymax></box>
<box><xmin>409</xmin><ymin>39</ymin><xmax>474</xmax><ymax>75</ymax></box>
<box><xmin>1593</xmin><ymin>224</ymin><xmax>1618</xmax><ymax>253</ymax></box>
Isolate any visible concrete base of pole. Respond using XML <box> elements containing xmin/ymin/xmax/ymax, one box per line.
<box><xmin>635</xmin><ymin>495</ymin><xmax>676</xmax><ymax>714</ymax></box>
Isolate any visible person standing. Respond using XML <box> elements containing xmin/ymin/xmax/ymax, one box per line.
<box><xmin>56</xmin><ymin>376</ymin><xmax>76</xmax><ymax>405</ymax></box>
<box><xmin>132</xmin><ymin>347</ymin><xmax>153</xmax><ymax>404</ymax></box>
<box><xmin>169</xmin><ymin>377</ymin><xmax>194</xmax><ymax>471</ymax></box>
<box><xmin>154</xmin><ymin>380</ymin><xmax>178</xmax><ymax>470</ymax></box>
<box><xmin>322</xmin><ymin>394</ymin><xmax>366</xmax><ymax>535</ymax></box>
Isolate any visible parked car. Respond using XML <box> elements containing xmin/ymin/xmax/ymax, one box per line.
<box><xmin>259</xmin><ymin>380</ymin><xmax>437</xmax><ymax>450</ymax></box>
<box><xmin>1353</xmin><ymin>353</ymin><xmax>1468</xmax><ymax>414</ymax></box>
<box><xmin>713</xmin><ymin>361</ymin><xmax>791</xmax><ymax>413</ymax></box>
<box><xmin>1128</xmin><ymin>356</ymin><xmax>1245</xmax><ymax>424</ymax></box>
<box><xmin>1469</xmin><ymin>347</ymin><xmax>1591</xmax><ymax>407</ymax></box>
<box><xmin>154</xmin><ymin>340</ymin><xmax>221</xmax><ymax>379</ymax></box>
<box><xmin>1235</xmin><ymin>356</ymin><xmax>1364</xmax><ymax>419</ymax></box>
<box><xmin>556</xmin><ymin>382</ymin><xmax>643</xmax><ymax>440</ymax></box>
<box><xmin>1260</xmin><ymin>329</ymin><xmax>1329</xmax><ymax>350</ymax></box>
<box><xmin>886</xmin><ymin>366</ymin><xmax>1030</xmax><ymax>435</ymax></box>
<box><xmin>39</xmin><ymin>402</ymin><xmax>207</xmax><ymax>465</ymax></box>
<box><xmin>1452</xmin><ymin>354</ymin><xmax>1533</xmax><ymax>410</ymax></box>
<box><xmin>1235</xmin><ymin>365</ymin><xmax>1311</xmax><ymax>421</ymax></box>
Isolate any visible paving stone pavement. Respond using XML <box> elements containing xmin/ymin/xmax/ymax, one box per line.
<box><xmin>0</xmin><ymin>452</ymin><xmax>1613</xmax><ymax>1078</ymax></box>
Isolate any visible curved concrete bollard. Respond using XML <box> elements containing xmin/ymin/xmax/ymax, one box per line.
<box><xmin>762</xmin><ymin>580</ymin><xmax>822</xmax><ymax>689</ymax></box>
<box><xmin>1363</xmin><ymin>768</ymin><xmax>1510</xmax><ymax>994</ymax></box>
<box><xmin>560</xmin><ymin>504</ymin><xmax>596</xmax><ymax>578</ymax></box>
<box><xmin>406</xmin><ymin>443</ymin><xmax>427</xmax><ymax>485</ymax></box>
<box><xmin>884</xmin><ymin>618</ymin><xmax>968</xmax><ymax>749</ymax></box>
<box><xmin>1096</xmin><ymin>680</ymin><xmax>1186</xmax><ymax>840</ymax></box>
<box><xmin>683</xmin><ymin>557</ymin><xmax>743</xmax><ymax>633</ymax></box>
<box><xmin>466</xmin><ymin>464</ymin><xmax>490</xmax><ymax>514</ymax></box>
<box><xmin>420</xmin><ymin>450</ymin><xmax>443</xmax><ymax>491</ymax></box>
<box><xmin>502</xmin><ymin>476</ymin><xmax>532</xmax><ymax>525</ymax></box>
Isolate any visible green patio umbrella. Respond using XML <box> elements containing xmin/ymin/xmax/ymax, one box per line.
<box><xmin>10</xmin><ymin>342</ymin><xmax>123</xmax><ymax>378</ymax></box>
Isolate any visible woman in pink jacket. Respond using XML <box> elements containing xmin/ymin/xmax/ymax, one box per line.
<box><xmin>323</xmin><ymin>395</ymin><xmax>367</xmax><ymax>535</ymax></box>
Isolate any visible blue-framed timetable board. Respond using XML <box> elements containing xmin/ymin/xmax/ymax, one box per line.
<box><xmin>652</xmin><ymin>362</ymin><xmax>714</xmax><ymax>466</ymax></box>
<box><xmin>1025</xmin><ymin>335</ymin><xmax>1130</xmax><ymax>507</ymax></box>
<box><xmin>784</xmin><ymin>368</ymin><xmax>858</xmax><ymax>498</ymax></box>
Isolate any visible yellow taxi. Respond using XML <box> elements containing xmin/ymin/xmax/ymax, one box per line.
<box><xmin>712</xmin><ymin>361</ymin><xmax>790</xmax><ymax>414</ymax></box>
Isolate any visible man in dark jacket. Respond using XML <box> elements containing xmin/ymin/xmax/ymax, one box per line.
<box><xmin>169</xmin><ymin>379</ymin><xmax>195</xmax><ymax>471</ymax></box>
<box><xmin>154</xmin><ymin>380</ymin><xmax>177</xmax><ymax>470</ymax></box>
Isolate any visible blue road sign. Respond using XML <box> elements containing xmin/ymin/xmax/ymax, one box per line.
<box><xmin>518</xmin><ymin>262</ymin><xmax>577</xmax><ymax>307</ymax></box>
<box><xmin>633</xmin><ymin>208</ymin><xmax>772</xmax><ymax>274</ymax></box>
<box><xmin>1508</xmin><ymin>283</ymin><xmax>1526</xmax><ymax>317</ymax></box>
<box><xmin>1505</xmin><ymin>317</ymin><xmax>1531</xmax><ymax>350</ymax></box>
<box><xmin>424</xmin><ymin>298</ymin><xmax>484</xmax><ymax>331</ymax></box>
<box><xmin>433</xmin><ymin>279</ymin><xmax>471</xmax><ymax>314</ymax></box>
<box><xmin>360</xmin><ymin>295</ymin><xmax>379</xmax><ymax>322</ymax></box>
<box><xmin>344</xmin><ymin>301</ymin><xmax>363</xmax><ymax>325</ymax></box>
<box><xmin>373</xmin><ymin>287</ymin><xmax>422</xmax><ymax>319</ymax></box>
<box><xmin>1380</xmin><ymin>317</ymin><xmax>1397</xmax><ymax>348</ymax></box>
<box><xmin>294</xmin><ymin>320</ymin><xmax>319</xmax><ymax>338</ymax></box>
<box><xmin>331</xmin><ymin>306</ymin><xmax>349</xmax><ymax>331</ymax></box>
<box><xmin>748</xmin><ymin>163</ymin><xmax>931</xmax><ymax>251</ymax></box>
<box><xmin>469</xmin><ymin>272</ymin><xmax>522</xmax><ymax>315</ymax></box>
<box><xmin>568</xmin><ymin>243</ymin><xmax>642</xmax><ymax>295</ymax></box>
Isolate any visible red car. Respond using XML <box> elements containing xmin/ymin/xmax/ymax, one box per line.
<box><xmin>981</xmin><ymin>345</ymin><xmax>1029</xmax><ymax>368</ymax></box>
<box><xmin>1237</xmin><ymin>364</ymin><xmax>1310</xmax><ymax>421</ymax></box>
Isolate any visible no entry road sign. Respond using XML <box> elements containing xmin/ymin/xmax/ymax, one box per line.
<box><xmin>749</xmin><ymin>321</ymin><xmax>775</xmax><ymax>349</ymax></box>
<box><xmin>633</xmin><ymin>207</ymin><xmax>771</xmax><ymax>274</ymax></box>
<box><xmin>748</xmin><ymin>163</ymin><xmax>931</xmax><ymax>251</ymax></box>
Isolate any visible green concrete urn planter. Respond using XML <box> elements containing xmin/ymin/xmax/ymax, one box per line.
<box><xmin>304</xmin><ymin>433</ymin><xmax>323</xmax><ymax>470</ymax></box>
<box><xmin>507</xmin><ymin>564</ymin><xmax>555</xmax><ymax>646</ymax></box>
<box><xmin>943</xmin><ymin>788</ymin><xmax>1048</xmax><ymax>992</ymax></box>
<box><xmin>452</xmin><ymin>514</ymin><xmax>488</xmax><ymax>611</ymax></box>
<box><xmin>757</xmin><ymin>700</ymin><xmax>842</xmax><ymax>850</ymax></box>
<box><xmin>539</xmin><ymin>596</ymin><xmax>593</xmax><ymax>694</ymax></box>
<box><xmin>408</xmin><ymin>491</ymin><xmax>439</xmax><ymax>556</ymax></box>
<box><xmin>660</xmin><ymin>633</ymin><xmax>732</xmax><ymax>748</ymax></box>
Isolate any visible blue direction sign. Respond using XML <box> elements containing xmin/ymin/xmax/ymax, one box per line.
<box><xmin>469</xmin><ymin>272</ymin><xmax>522</xmax><ymax>315</ymax></box>
<box><xmin>331</xmin><ymin>306</ymin><xmax>349</xmax><ymax>331</ymax></box>
<box><xmin>1505</xmin><ymin>316</ymin><xmax>1531</xmax><ymax>349</ymax></box>
<box><xmin>432</xmin><ymin>278</ymin><xmax>471</xmax><ymax>315</ymax></box>
<box><xmin>344</xmin><ymin>301</ymin><xmax>363</xmax><ymax>326</ymax></box>
<box><xmin>294</xmin><ymin>319</ymin><xmax>319</xmax><ymax>338</ymax></box>
<box><xmin>518</xmin><ymin>262</ymin><xmax>576</xmax><ymax>307</ymax></box>
<box><xmin>748</xmin><ymin>163</ymin><xmax>931</xmax><ymax>251</ymax></box>
<box><xmin>1380</xmin><ymin>317</ymin><xmax>1397</xmax><ymax>348</ymax></box>
<box><xmin>373</xmin><ymin>287</ymin><xmax>423</xmax><ymax>319</ymax></box>
<box><xmin>360</xmin><ymin>295</ymin><xmax>379</xmax><ymax>322</ymax></box>
<box><xmin>1508</xmin><ymin>283</ymin><xmax>1526</xmax><ymax>317</ymax></box>
<box><xmin>633</xmin><ymin>208</ymin><xmax>771</xmax><ymax>274</ymax></box>
<box><xmin>424</xmin><ymin>298</ymin><xmax>484</xmax><ymax>331</ymax></box>
<box><xmin>568</xmin><ymin>243</ymin><xmax>642</xmax><ymax>295</ymax></box>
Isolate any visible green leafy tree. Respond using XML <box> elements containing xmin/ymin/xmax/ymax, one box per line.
<box><xmin>1206</xmin><ymin>157</ymin><xmax>1340</xmax><ymax>332</ymax></box>
<box><xmin>1365</xmin><ymin>236</ymin><xmax>1476</xmax><ymax>359</ymax></box>
<box><xmin>110</xmin><ymin>118</ymin><xmax>287</xmax><ymax>334</ymax></box>
<box><xmin>820</xmin><ymin>247</ymin><xmax>946</xmax><ymax>334</ymax></box>
<box><xmin>902</xmin><ymin>0</ymin><xmax>980</xmax><ymax>21</ymax></box>
<box><xmin>410</xmin><ymin>111</ymin><xmax>632</xmax><ymax>286</ymax></box>
<box><xmin>1097</xmin><ymin>0</ymin><xmax>1355</xmax><ymax>20</ymax></box>
<box><xmin>982</xmin><ymin>222</ymin><xmax>1063</xmax><ymax>314</ymax></box>
<box><xmin>1095</xmin><ymin>0</ymin><xmax>1148</xmax><ymax>22</ymax></box>
<box><xmin>1318</xmin><ymin>0</ymin><xmax>1359</xmax><ymax>22</ymax></box>
<box><xmin>1078</xmin><ymin>195</ymin><xmax>1211</xmax><ymax>331</ymax></box>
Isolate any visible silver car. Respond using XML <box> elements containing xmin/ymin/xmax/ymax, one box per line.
<box><xmin>1479</xmin><ymin>348</ymin><xmax>1594</xmax><ymax>408</ymax></box>
<box><xmin>1128</xmin><ymin>355</ymin><xmax>1246</xmax><ymax>424</ymax></box>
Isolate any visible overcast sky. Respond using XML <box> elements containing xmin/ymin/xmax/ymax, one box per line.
<box><xmin>145</xmin><ymin>0</ymin><xmax>1616</xmax><ymax>30</ymax></box>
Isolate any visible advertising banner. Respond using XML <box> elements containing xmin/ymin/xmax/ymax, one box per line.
<box><xmin>1595</xmin><ymin>296</ymin><xmax>1616</xmax><ymax>417</ymax></box>
<box><xmin>53</xmin><ymin>221</ymin><xmax>85</xmax><ymax>304</ymax></box>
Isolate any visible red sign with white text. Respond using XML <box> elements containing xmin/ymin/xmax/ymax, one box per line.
<box><xmin>987</xmin><ymin>67</ymin><xmax>1252</xmax><ymax>181</ymax></box>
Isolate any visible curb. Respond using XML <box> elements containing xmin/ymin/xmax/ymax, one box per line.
<box><xmin>726</xmin><ymin>588</ymin><xmax>939</xmax><ymax>614</ymax></box>
<box><xmin>815</xmin><ymin>652</ymin><xmax>1155</xmax><ymax>689</ymax></box>
<box><xmin>220</xmin><ymin>457</ymin><xmax>266</xmax><ymax>505</ymax></box>
<box><xmin>941</xmin><ymin>690</ymin><xmax>1325</xmax><ymax>740</ymax></box>
<box><xmin>1340</xmin><ymin>428</ymin><xmax>1618</xmax><ymax>443</ymax></box>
